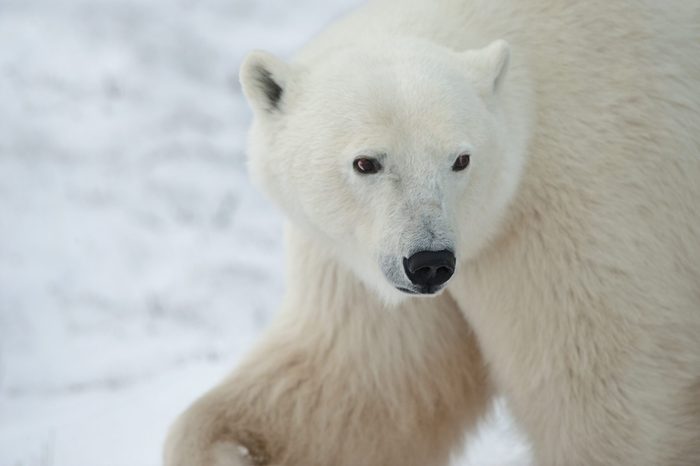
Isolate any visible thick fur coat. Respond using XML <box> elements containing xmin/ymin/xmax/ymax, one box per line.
<box><xmin>165</xmin><ymin>1</ymin><xmax>700</xmax><ymax>465</ymax></box>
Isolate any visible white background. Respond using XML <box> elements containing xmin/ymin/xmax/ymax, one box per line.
<box><xmin>0</xmin><ymin>0</ymin><xmax>530</xmax><ymax>464</ymax></box>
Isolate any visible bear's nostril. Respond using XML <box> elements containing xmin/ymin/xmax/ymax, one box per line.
<box><xmin>403</xmin><ymin>250</ymin><xmax>456</xmax><ymax>291</ymax></box>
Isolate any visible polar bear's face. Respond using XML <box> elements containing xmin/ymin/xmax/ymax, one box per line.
<box><xmin>241</xmin><ymin>40</ymin><xmax>524</xmax><ymax>303</ymax></box>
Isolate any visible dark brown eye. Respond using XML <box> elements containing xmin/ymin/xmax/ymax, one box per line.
<box><xmin>353</xmin><ymin>157</ymin><xmax>382</xmax><ymax>175</ymax></box>
<box><xmin>452</xmin><ymin>153</ymin><xmax>470</xmax><ymax>172</ymax></box>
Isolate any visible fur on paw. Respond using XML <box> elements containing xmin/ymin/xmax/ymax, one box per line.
<box><xmin>210</xmin><ymin>441</ymin><xmax>256</xmax><ymax>466</ymax></box>
<box><xmin>211</xmin><ymin>431</ymin><xmax>271</xmax><ymax>466</ymax></box>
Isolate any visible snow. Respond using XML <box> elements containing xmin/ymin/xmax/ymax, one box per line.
<box><xmin>0</xmin><ymin>0</ymin><xmax>530</xmax><ymax>464</ymax></box>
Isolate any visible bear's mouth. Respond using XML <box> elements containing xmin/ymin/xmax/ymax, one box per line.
<box><xmin>397</xmin><ymin>286</ymin><xmax>419</xmax><ymax>295</ymax></box>
<box><xmin>396</xmin><ymin>285</ymin><xmax>445</xmax><ymax>296</ymax></box>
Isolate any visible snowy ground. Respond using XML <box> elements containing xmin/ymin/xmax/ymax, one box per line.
<box><xmin>0</xmin><ymin>0</ymin><xmax>530</xmax><ymax>464</ymax></box>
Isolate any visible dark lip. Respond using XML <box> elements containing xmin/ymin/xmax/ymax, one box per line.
<box><xmin>397</xmin><ymin>287</ymin><xmax>419</xmax><ymax>295</ymax></box>
<box><xmin>396</xmin><ymin>286</ymin><xmax>443</xmax><ymax>295</ymax></box>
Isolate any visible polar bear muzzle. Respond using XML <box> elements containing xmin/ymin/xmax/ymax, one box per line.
<box><xmin>402</xmin><ymin>250</ymin><xmax>456</xmax><ymax>294</ymax></box>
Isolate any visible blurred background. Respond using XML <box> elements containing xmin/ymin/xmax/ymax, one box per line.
<box><xmin>0</xmin><ymin>0</ymin><xmax>529</xmax><ymax>464</ymax></box>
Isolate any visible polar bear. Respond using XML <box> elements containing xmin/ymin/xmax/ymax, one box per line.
<box><xmin>164</xmin><ymin>0</ymin><xmax>700</xmax><ymax>465</ymax></box>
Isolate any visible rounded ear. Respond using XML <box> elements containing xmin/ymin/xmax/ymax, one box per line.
<box><xmin>460</xmin><ymin>40</ymin><xmax>511</xmax><ymax>95</ymax></box>
<box><xmin>239</xmin><ymin>50</ymin><xmax>296</xmax><ymax>114</ymax></box>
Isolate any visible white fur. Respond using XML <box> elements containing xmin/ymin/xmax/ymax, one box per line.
<box><xmin>166</xmin><ymin>0</ymin><xmax>700</xmax><ymax>465</ymax></box>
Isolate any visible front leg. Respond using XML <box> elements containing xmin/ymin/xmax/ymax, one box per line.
<box><xmin>164</xmin><ymin>228</ymin><xmax>491</xmax><ymax>466</ymax></box>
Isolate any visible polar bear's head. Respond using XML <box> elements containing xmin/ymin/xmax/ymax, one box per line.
<box><xmin>240</xmin><ymin>39</ymin><xmax>527</xmax><ymax>303</ymax></box>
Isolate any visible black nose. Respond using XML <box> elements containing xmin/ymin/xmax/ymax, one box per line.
<box><xmin>403</xmin><ymin>250</ymin><xmax>456</xmax><ymax>292</ymax></box>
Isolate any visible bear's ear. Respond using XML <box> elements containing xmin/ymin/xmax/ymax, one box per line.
<box><xmin>240</xmin><ymin>50</ymin><xmax>295</xmax><ymax>114</ymax></box>
<box><xmin>461</xmin><ymin>40</ymin><xmax>511</xmax><ymax>95</ymax></box>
